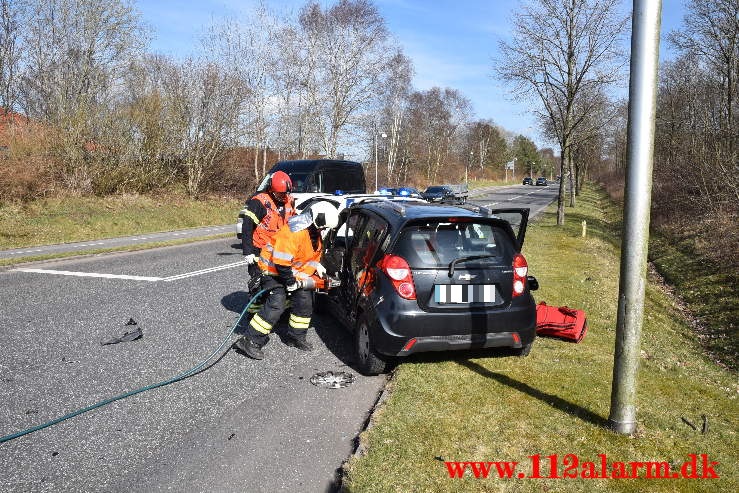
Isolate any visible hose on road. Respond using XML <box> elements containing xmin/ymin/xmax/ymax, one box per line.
<box><xmin>0</xmin><ymin>288</ymin><xmax>268</xmax><ymax>445</ymax></box>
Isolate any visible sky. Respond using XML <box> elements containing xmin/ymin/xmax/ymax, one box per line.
<box><xmin>135</xmin><ymin>0</ymin><xmax>687</xmax><ymax>149</ymax></box>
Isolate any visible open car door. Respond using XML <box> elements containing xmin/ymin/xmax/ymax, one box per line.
<box><xmin>484</xmin><ymin>208</ymin><xmax>529</xmax><ymax>250</ymax></box>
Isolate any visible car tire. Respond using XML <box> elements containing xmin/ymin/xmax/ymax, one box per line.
<box><xmin>512</xmin><ymin>338</ymin><xmax>534</xmax><ymax>357</ymax></box>
<box><xmin>355</xmin><ymin>314</ymin><xmax>389</xmax><ymax>376</ymax></box>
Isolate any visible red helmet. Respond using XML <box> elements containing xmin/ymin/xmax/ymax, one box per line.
<box><xmin>269</xmin><ymin>171</ymin><xmax>292</xmax><ymax>193</ymax></box>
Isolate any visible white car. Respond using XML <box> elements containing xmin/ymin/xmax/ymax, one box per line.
<box><xmin>236</xmin><ymin>193</ymin><xmax>426</xmax><ymax>239</ymax></box>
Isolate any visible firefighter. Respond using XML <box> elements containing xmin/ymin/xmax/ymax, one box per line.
<box><xmin>241</xmin><ymin>170</ymin><xmax>296</xmax><ymax>316</ymax></box>
<box><xmin>234</xmin><ymin>201</ymin><xmax>339</xmax><ymax>360</ymax></box>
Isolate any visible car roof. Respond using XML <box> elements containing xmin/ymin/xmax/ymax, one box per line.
<box><xmin>349</xmin><ymin>200</ymin><xmax>497</xmax><ymax>227</ymax></box>
<box><xmin>271</xmin><ymin>159</ymin><xmax>361</xmax><ymax>172</ymax></box>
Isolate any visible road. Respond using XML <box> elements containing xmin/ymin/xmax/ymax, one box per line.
<box><xmin>0</xmin><ymin>183</ymin><xmax>557</xmax><ymax>492</ymax></box>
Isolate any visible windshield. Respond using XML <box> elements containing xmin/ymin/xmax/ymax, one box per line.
<box><xmin>425</xmin><ymin>186</ymin><xmax>448</xmax><ymax>193</ymax></box>
<box><xmin>286</xmin><ymin>172</ymin><xmax>310</xmax><ymax>192</ymax></box>
<box><xmin>393</xmin><ymin>221</ymin><xmax>513</xmax><ymax>269</ymax></box>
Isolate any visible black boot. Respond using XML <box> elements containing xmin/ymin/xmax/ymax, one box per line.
<box><xmin>285</xmin><ymin>333</ymin><xmax>314</xmax><ymax>351</ymax></box>
<box><xmin>234</xmin><ymin>336</ymin><xmax>264</xmax><ymax>360</ymax></box>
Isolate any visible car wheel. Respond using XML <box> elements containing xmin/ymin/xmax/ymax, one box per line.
<box><xmin>355</xmin><ymin>315</ymin><xmax>389</xmax><ymax>375</ymax></box>
<box><xmin>512</xmin><ymin>338</ymin><xmax>534</xmax><ymax>357</ymax></box>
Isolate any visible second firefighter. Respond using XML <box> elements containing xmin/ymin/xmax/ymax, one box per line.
<box><xmin>234</xmin><ymin>201</ymin><xmax>339</xmax><ymax>360</ymax></box>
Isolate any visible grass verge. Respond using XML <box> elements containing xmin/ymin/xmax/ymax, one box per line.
<box><xmin>0</xmin><ymin>193</ymin><xmax>241</xmax><ymax>249</ymax></box>
<box><xmin>0</xmin><ymin>233</ymin><xmax>233</xmax><ymax>268</ymax></box>
<box><xmin>342</xmin><ymin>186</ymin><xmax>737</xmax><ymax>492</ymax></box>
<box><xmin>648</xmin><ymin>228</ymin><xmax>738</xmax><ymax>372</ymax></box>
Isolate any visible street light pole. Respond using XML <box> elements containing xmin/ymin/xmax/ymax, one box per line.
<box><xmin>374</xmin><ymin>133</ymin><xmax>378</xmax><ymax>192</ymax></box>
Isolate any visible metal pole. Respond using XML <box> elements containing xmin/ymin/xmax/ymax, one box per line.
<box><xmin>374</xmin><ymin>133</ymin><xmax>378</xmax><ymax>192</ymax></box>
<box><xmin>608</xmin><ymin>0</ymin><xmax>662</xmax><ymax>435</ymax></box>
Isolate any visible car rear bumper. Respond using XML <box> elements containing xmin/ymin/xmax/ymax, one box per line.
<box><xmin>396</xmin><ymin>331</ymin><xmax>525</xmax><ymax>355</ymax></box>
<box><xmin>368</xmin><ymin>294</ymin><xmax>536</xmax><ymax>356</ymax></box>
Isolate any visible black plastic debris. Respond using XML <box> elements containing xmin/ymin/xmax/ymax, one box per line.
<box><xmin>101</xmin><ymin>326</ymin><xmax>143</xmax><ymax>346</ymax></box>
<box><xmin>125</xmin><ymin>318</ymin><xmax>137</xmax><ymax>326</ymax></box>
<box><xmin>309</xmin><ymin>371</ymin><xmax>354</xmax><ymax>389</ymax></box>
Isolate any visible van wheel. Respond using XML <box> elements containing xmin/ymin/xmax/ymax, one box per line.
<box><xmin>355</xmin><ymin>315</ymin><xmax>389</xmax><ymax>375</ymax></box>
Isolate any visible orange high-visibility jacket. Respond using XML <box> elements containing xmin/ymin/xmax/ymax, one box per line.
<box><xmin>246</xmin><ymin>192</ymin><xmax>296</xmax><ymax>250</ymax></box>
<box><xmin>258</xmin><ymin>224</ymin><xmax>322</xmax><ymax>281</ymax></box>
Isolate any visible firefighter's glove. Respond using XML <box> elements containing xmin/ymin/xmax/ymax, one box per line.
<box><xmin>244</xmin><ymin>254</ymin><xmax>256</xmax><ymax>265</ymax></box>
<box><xmin>315</xmin><ymin>262</ymin><xmax>326</xmax><ymax>278</ymax></box>
<box><xmin>286</xmin><ymin>280</ymin><xmax>303</xmax><ymax>292</ymax></box>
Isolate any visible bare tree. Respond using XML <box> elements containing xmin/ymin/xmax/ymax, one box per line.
<box><xmin>465</xmin><ymin>120</ymin><xmax>508</xmax><ymax>173</ymax></box>
<box><xmin>0</xmin><ymin>0</ymin><xmax>26</xmax><ymax>113</ymax></box>
<box><xmin>670</xmin><ymin>0</ymin><xmax>738</xmax><ymax>165</ymax></box>
<box><xmin>497</xmin><ymin>0</ymin><xmax>627</xmax><ymax>224</ymax></box>
<box><xmin>298</xmin><ymin>0</ymin><xmax>393</xmax><ymax>158</ymax></box>
<box><xmin>408</xmin><ymin>87</ymin><xmax>472</xmax><ymax>183</ymax></box>
<box><xmin>378</xmin><ymin>50</ymin><xmax>413</xmax><ymax>185</ymax></box>
<box><xmin>203</xmin><ymin>5</ymin><xmax>278</xmax><ymax>180</ymax></box>
<box><xmin>20</xmin><ymin>0</ymin><xmax>148</xmax><ymax>192</ymax></box>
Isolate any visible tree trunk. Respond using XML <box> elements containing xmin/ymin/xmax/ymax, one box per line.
<box><xmin>557</xmin><ymin>146</ymin><xmax>566</xmax><ymax>225</ymax></box>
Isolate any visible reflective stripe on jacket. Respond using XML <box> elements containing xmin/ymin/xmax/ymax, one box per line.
<box><xmin>257</xmin><ymin>224</ymin><xmax>321</xmax><ymax>280</ymax></box>
<box><xmin>248</xmin><ymin>192</ymin><xmax>295</xmax><ymax>249</ymax></box>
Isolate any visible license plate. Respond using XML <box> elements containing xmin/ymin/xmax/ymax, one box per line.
<box><xmin>434</xmin><ymin>284</ymin><xmax>496</xmax><ymax>303</ymax></box>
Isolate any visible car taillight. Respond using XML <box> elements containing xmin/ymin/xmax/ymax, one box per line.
<box><xmin>380</xmin><ymin>254</ymin><xmax>416</xmax><ymax>300</ymax></box>
<box><xmin>512</xmin><ymin>253</ymin><xmax>528</xmax><ymax>297</ymax></box>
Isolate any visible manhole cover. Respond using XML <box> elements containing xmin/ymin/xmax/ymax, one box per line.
<box><xmin>310</xmin><ymin>371</ymin><xmax>354</xmax><ymax>389</ymax></box>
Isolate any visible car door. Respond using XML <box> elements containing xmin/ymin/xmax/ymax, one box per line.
<box><xmin>321</xmin><ymin>209</ymin><xmax>366</xmax><ymax>327</ymax></box>
<box><xmin>343</xmin><ymin>211</ymin><xmax>389</xmax><ymax>323</ymax></box>
<box><xmin>485</xmin><ymin>208</ymin><xmax>530</xmax><ymax>249</ymax></box>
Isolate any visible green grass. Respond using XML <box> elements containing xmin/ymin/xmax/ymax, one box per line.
<box><xmin>468</xmin><ymin>178</ymin><xmax>517</xmax><ymax>189</ymax></box>
<box><xmin>0</xmin><ymin>233</ymin><xmax>232</xmax><ymax>267</ymax></box>
<box><xmin>649</xmin><ymin>230</ymin><xmax>738</xmax><ymax>373</ymax></box>
<box><xmin>0</xmin><ymin>193</ymin><xmax>241</xmax><ymax>249</ymax></box>
<box><xmin>342</xmin><ymin>187</ymin><xmax>738</xmax><ymax>492</ymax></box>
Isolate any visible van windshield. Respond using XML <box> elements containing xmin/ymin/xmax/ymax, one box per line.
<box><xmin>286</xmin><ymin>172</ymin><xmax>310</xmax><ymax>192</ymax></box>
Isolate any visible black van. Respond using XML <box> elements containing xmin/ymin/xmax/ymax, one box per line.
<box><xmin>261</xmin><ymin>159</ymin><xmax>367</xmax><ymax>195</ymax></box>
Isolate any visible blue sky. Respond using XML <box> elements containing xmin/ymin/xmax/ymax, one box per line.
<box><xmin>136</xmin><ymin>0</ymin><xmax>686</xmax><ymax>149</ymax></box>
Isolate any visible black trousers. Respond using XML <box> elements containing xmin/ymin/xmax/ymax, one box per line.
<box><xmin>246</xmin><ymin>275</ymin><xmax>313</xmax><ymax>346</ymax></box>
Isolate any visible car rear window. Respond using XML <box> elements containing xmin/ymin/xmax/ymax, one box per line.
<box><xmin>392</xmin><ymin>220</ymin><xmax>514</xmax><ymax>268</ymax></box>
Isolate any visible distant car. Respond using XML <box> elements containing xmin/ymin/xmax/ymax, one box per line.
<box><xmin>377</xmin><ymin>187</ymin><xmax>397</xmax><ymax>196</ymax></box>
<box><xmin>397</xmin><ymin>187</ymin><xmax>421</xmax><ymax>198</ymax></box>
<box><xmin>522</xmin><ymin>177</ymin><xmax>533</xmax><ymax>186</ymax></box>
<box><xmin>535</xmin><ymin>177</ymin><xmax>547</xmax><ymax>186</ymax></box>
<box><xmin>422</xmin><ymin>185</ymin><xmax>455</xmax><ymax>203</ymax></box>
<box><xmin>320</xmin><ymin>201</ymin><xmax>538</xmax><ymax>375</ymax></box>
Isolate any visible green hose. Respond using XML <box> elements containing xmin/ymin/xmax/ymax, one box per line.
<box><xmin>0</xmin><ymin>288</ymin><xmax>268</xmax><ymax>445</ymax></box>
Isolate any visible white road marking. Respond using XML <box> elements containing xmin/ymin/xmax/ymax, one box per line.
<box><xmin>14</xmin><ymin>268</ymin><xmax>162</xmax><ymax>281</ymax></box>
<box><xmin>13</xmin><ymin>260</ymin><xmax>248</xmax><ymax>282</ymax></box>
<box><xmin>509</xmin><ymin>195</ymin><xmax>522</xmax><ymax>200</ymax></box>
<box><xmin>161</xmin><ymin>260</ymin><xmax>247</xmax><ymax>282</ymax></box>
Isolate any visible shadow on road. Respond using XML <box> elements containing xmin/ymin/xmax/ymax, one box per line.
<box><xmin>219</xmin><ymin>290</ymin><xmax>357</xmax><ymax>370</ymax></box>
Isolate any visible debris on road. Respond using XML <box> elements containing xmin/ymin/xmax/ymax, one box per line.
<box><xmin>310</xmin><ymin>371</ymin><xmax>354</xmax><ymax>389</ymax></box>
<box><xmin>101</xmin><ymin>319</ymin><xmax>143</xmax><ymax>346</ymax></box>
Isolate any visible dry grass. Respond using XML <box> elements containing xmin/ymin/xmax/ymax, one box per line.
<box><xmin>0</xmin><ymin>193</ymin><xmax>241</xmax><ymax>249</ymax></box>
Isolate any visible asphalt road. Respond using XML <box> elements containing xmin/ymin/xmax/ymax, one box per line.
<box><xmin>0</xmin><ymin>183</ymin><xmax>558</xmax><ymax>492</ymax></box>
